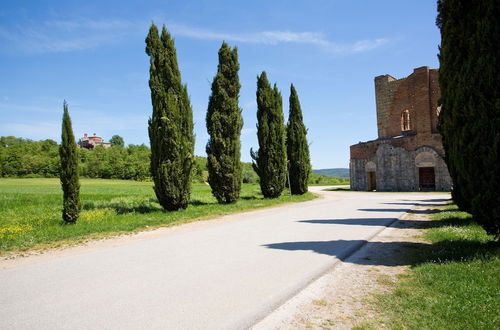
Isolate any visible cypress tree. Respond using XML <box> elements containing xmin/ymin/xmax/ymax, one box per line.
<box><xmin>59</xmin><ymin>101</ymin><xmax>81</xmax><ymax>223</ymax></box>
<box><xmin>286</xmin><ymin>84</ymin><xmax>311</xmax><ymax>195</ymax></box>
<box><xmin>206</xmin><ymin>42</ymin><xmax>243</xmax><ymax>203</ymax></box>
<box><xmin>437</xmin><ymin>0</ymin><xmax>500</xmax><ymax>236</ymax></box>
<box><xmin>146</xmin><ymin>23</ymin><xmax>195</xmax><ymax>211</ymax></box>
<box><xmin>251</xmin><ymin>72</ymin><xmax>287</xmax><ymax>198</ymax></box>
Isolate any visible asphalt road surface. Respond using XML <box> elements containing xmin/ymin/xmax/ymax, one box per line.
<box><xmin>0</xmin><ymin>188</ymin><xmax>449</xmax><ymax>329</ymax></box>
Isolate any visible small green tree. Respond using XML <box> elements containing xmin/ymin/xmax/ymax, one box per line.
<box><xmin>59</xmin><ymin>101</ymin><xmax>81</xmax><ymax>223</ymax></box>
<box><xmin>437</xmin><ymin>0</ymin><xmax>500</xmax><ymax>236</ymax></box>
<box><xmin>286</xmin><ymin>84</ymin><xmax>311</xmax><ymax>195</ymax></box>
<box><xmin>109</xmin><ymin>135</ymin><xmax>124</xmax><ymax>147</ymax></box>
<box><xmin>146</xmin><ymin>23</ymin><xmax>195</xmax><ymax>211</ymax></box>
<box><xmin>206</xmin><ymin>42</ymin><xmax>243</xmax><ymax>203</ymax></box>
<box><xmin>251</xmin><ymin>72</ymin><xmax>287</xmax><ymax>198</ymax></box>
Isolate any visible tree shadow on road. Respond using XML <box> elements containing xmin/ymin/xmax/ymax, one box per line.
<box><xmin>382</xmin><ymin>202</ymin><xmax>446</xmax><ymax>207</ymax></box>
<box><xmin>297</xmin><ymin>218</ymin><xmax>397</xmax><ymax>226</ymax></box>
<box><xmin>297</xmin><ymin>214</ymin><xmax>478</xmax><ymax>230</ymax></box>
<box><xmin>267</xmin><ymin>205</ymin><xmax>497</xmax><ymax>267</ymax></box>
<box><xmin>262</xmin><ymin>239</ymin><xmax>427</xmax><ymax>266</ymax></box>
<box><xmin>358</xmin><ymin>208</ymin><xmax>446</xmax><ymax>215</ymax></box>
<box><xmin>399</xmin><ymin>198</ymin><xmax>450</xmax><ymax>203</ymax></box>
<box><xmin>262</xmin><ymin>238</ymin><xmax>498</xmax><ymax>267</ymax></box>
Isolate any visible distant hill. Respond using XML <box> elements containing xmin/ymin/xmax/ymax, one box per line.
<box><xmin>313</xmin><ymin>168</ymin><xmax>349</xmax><ymax>178</ymax></box>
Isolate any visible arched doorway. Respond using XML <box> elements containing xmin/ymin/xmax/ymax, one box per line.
<box><xmin>365</xmin><ymin>161</ymin><xmax>377</xmax><ymax>191</ymax></box>
<box><xmin>415</xmin><ymin>151</ymin><xmax>436</xmax><ymax>191</ymax></box>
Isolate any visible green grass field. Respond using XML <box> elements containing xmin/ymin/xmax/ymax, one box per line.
<box><xmin>0</xmin><ymin>178</ymin><xmax>315</xmax><ymax>253</ymax></box>
<box><xmin>370</xmin><ymin>205</ymin><xmax>499</xmax><ymax>329</ymax></box>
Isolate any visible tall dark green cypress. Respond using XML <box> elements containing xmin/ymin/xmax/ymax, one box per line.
<box><xmin>206</xmin><ymin>42</ymin><xmax>243</xmax><ymax>203</ymax></box>
<box><xmin>59</xmin><ymin>101</ymin><xmax>80</xmax><ymax>223</ymax></box>
<box><xmin>286</xmin><ymin>84</ymin><xmax>311</xmax><ymax>195</ymax></box>
<box><xmin>437</xmin><ymin>0</ymin><xmax>499</xmax><ymax>236</ymax></box>
<box><xmin>251</xmin><ymin>72</ymin><xmax>287</xmax><ymax>198</ymax></box>
<box><xmin>146</xmin><ymin>23</ymin><xmax>195</xmax><ymax>211</ymax></box>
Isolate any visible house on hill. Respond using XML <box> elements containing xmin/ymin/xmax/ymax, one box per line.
<box><xmin>78</xmin><ymin>133</ymin><xmax>111</xmax><ymax>149</ymax></box>
<box><xmin>350</xmin><ymin>66</ymin><xmax>452</xmax><ymax>191</ymax></box>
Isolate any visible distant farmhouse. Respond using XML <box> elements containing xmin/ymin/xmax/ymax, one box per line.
<box><xmin>350</xmin><ymin>66</ymin><xmax>452</xmax><ymax>191</ymax></box>
<box><xmin>78</xmin><ymin>133</ymin><xmax>111</xmax><ymax>149</ymax></box>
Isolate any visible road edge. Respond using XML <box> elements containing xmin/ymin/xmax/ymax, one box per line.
<box><xmin>251</xmin><ymin>210</ymin><xmax>408</xmax><ymax>329</ymax></box>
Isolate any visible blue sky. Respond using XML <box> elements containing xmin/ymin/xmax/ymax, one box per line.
<box><xmin>0</xmin><ymin>0</ymin><xmax>440</xmax><ymax>168</ymax></box>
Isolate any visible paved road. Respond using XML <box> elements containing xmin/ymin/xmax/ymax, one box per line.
<box><xmin>0</xmin><ymin>188</ymin><xmax>449</xmax><ymax>329</ymax></box>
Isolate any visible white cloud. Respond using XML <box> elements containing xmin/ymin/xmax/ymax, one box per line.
<box><xmin>44</xmin><ymin>19</ymin><xmax>135</xmax><ymax>31</ymax></box>
<box><xmin>168</xmin><ymin>23</ymin><xmax>388</xmax><ymax>54</ymax></box>
<box><xmin>0</xmin><ymin>18</ymin><xmax>388</xmax><ymax>54</ymax></box>
<box><xmin>0</xmin><ymin>18</ymin><xmax>141</xmax><ymax>54</ymax></box>
<box><xmin>21</xmin><ymin>33</ymin><xmax>112</xmax><ymax>53</ymax></box>
<box><xmin>167</xmin><ymin>24</ymin><xmax>326</xmax><ymax>45</ymax></box>
<box><xmin>349</xmin><ymin>38</ymin><xmax>388</xmax><ymax>52</ymax></box>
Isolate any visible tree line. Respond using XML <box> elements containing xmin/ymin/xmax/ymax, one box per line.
<box><xmin>0</xmin><ymin>136</ymin><xmax>209</xmax><ymax>182</ymax></box>
<box><xmin>0</xmin><ymin>135</ymin><xmax>341</xmax><ymax>185</ymax></box>
<box><xmin>1</xmin><ymin>134</ymin><xmax>341</xmax><ymax>186</ymax></box>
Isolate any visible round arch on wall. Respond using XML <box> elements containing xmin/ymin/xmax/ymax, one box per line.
<box><xmin>415</xmin><ymin>151</ymin><xmax>436</xmax><ymax>167</ymax></box>
<box><xmin>365</xmin><ymin>161</ymin><xmax>377</xmax><ymax>172</ymax></box>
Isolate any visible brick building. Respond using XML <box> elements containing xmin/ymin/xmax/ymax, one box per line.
<box><xmin>78</xmin><ymin>133</ymin><xmax>111</xmax><ymax>149</ymax></box>
<box><xmin>350</xmin><ymin>66</ymin><xmax>452</xmax><ymax>191</ymax></box>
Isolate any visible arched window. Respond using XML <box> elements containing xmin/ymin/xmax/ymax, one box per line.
<box><xmin>401</xmin><ymin>109</ymin><xmax>411</xmax><ymax>131</ymax></box>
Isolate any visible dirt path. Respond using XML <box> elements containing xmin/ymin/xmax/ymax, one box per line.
<box><xmin>254</xmin><ymin>203</ymin><xmax>443</xmax><ymax>330</ymax></box>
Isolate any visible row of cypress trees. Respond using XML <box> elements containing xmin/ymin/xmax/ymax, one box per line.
<box><xmin>59</xmin><ymin>23</ymin><xmax>312</xmax><ymax>223</ymax></box>
<box><xmin>437</xmin><ymin>0</ymin><xmax>499</xmax><ymax>237</ymax></box>
<box><xmin>146</xmin><ymin>23</ymin><xmax>311</xmax><ymax>211</ymax></box>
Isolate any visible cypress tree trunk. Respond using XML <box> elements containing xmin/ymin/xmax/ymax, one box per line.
<box><xmin>251</xmin><ymin>72</ymin><xmax>287</xmax><ymax>198</ymax></box>
<box><xmin>437</xmin><ymin>0</ymin><xmax>500</xmax><ymax>236</ymax></box>
<box><xmin>206</xmin><ymin>42</ymin><xmax>243</xmax><ymax>203</ymax></box>
<box><xmin>146</xmin><ymin>23</ymin><xmax>195</xmax><ymax>211</ymax></box>
<box><xmin>59</xmin><ymin>101</ymin><xmax>80</xmax><ymax>223</ymax></box>
<box><xmin>286</xmin><ymin>84</ymin><xmax>311</xmax><ymax>195</ymax></box>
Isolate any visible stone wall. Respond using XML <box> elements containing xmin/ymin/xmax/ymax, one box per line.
<box><xmin>350</xmin><ymin>144</ymin><xmax>452</xmax><ymax>191</ymax></box>
<box><xmin>350</xmin><ymin>133</ymin><xmax>446</xmax><ymax>160</ymax></box>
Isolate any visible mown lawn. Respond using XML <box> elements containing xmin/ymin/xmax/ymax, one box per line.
<box><xmin>0</xmin><ymin>178</ymin><xmax>315</xmax><ymax>253</ymax></box>
<box><xmin>370</xmin><ymin>204</ymin><xmax>499</xmax><ymax>329</ymax></box>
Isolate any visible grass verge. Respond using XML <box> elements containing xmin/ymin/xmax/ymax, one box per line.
<box><xmin>365</xmin><ymin>204</ymin><xmax>499</xmax><ymax>329</ymax></box>
<box><xmin>0</xmin><ymin>178</ymin><xmax>315</xmax><ymax>253</ymax></box>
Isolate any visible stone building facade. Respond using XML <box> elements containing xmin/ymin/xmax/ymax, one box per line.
<box><xmin>350</xmin><ymin>66</ymin><xmax>452</xmax><ymax>191</ymax></box>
